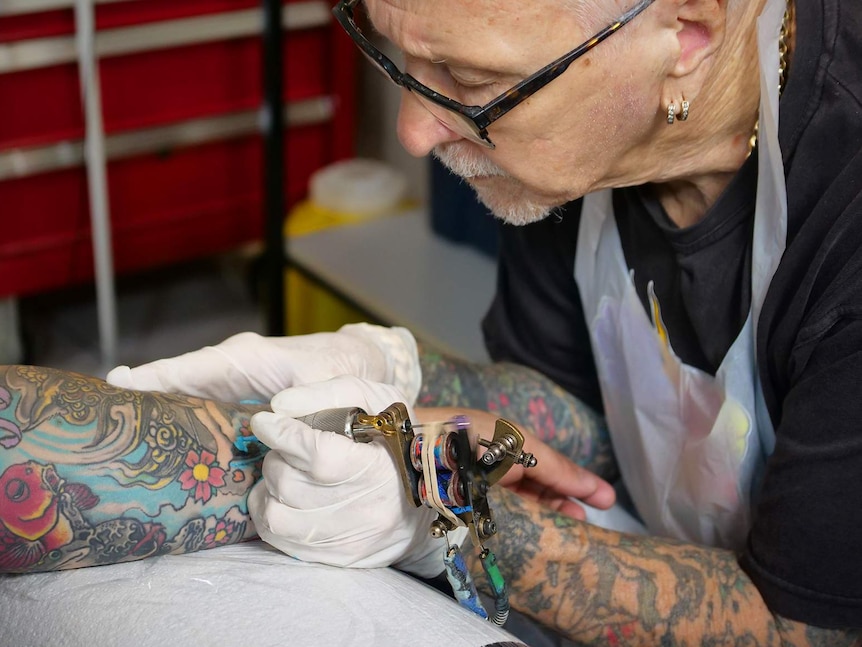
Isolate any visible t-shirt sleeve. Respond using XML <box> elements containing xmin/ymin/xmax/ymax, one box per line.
<box><xmin>741</xmin><ymin>314</ymin><xmax>862</xmax><ymax>627</ymax></box>
<box><xmin>481</xmin><ymin>200</ymin><xmax>603</xmax><ymax>413</ymax></box>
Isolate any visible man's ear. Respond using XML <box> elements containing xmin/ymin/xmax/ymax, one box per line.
<box><xmin>670</xmin><ymin>0</ymin><xmax>726</xmax><ymax>78</ymax></box>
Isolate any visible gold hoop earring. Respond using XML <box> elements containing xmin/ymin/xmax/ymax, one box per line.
<box><xmin>666</xmin><ymin>102</ymin><xmax>676</xmax><ymax>125</ymax></box>
<box><xmin>679</xmin><ymin>100</ymin><xmax>690</xmax><ymax>121</ymax></box>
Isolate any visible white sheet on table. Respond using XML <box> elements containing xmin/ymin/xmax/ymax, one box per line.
<box><xmin>0</xmin><ymin>540</ymin><xmax>523</xmax><ymax>647</ymax></box>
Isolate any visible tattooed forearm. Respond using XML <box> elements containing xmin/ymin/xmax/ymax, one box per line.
<box><xmin>0</xmin><ymin>365</ymin><xmax>268</xmax><ymax>573</ymax></box>
<box><xmin>476</xmin><ymin>488</ymin><xmax>862</xmax><ymax>647</ymax></box>
<box><xmin>418</xmin><ymin>347</ymin><xmax>616</xmax><ymax>478</ymax></box>
<box><xmin>777</xmin><ymin>619</ymin><xmax>862</xmax><ymax>647</ymax></box>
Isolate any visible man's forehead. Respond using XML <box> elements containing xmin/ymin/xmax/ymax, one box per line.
<box><xmin>365</xmin><ymin>0</ymin><xmax>573</xmax><ymax>69</ymax></box>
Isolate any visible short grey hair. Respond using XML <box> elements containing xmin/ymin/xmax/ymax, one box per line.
<box><xmin>558</xmin><ymin>0</ymin><xmax>634</xmax><ymax>59</ymax></box>
<box><xmin>562</xmin><ymin>0</ymin><xmax>628</xmax><ymax>31</ymax></box>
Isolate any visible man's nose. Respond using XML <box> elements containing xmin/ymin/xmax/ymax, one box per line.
<box><xmin>396</xmin><ymin>90</ymin><xmax>463</xmax><ymax>157</ymax></box>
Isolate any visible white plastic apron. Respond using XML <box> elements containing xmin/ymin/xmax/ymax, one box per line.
<box><xmin>574</xmin><ymin>0</ymin><xmax>788</xmax><ymax>550</ymax></box>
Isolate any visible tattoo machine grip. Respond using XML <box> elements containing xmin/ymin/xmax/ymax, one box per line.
<box><xmin>294</xmin><ymin>407</ymin><xmax>375</xmax><ymax>442</ymax></box>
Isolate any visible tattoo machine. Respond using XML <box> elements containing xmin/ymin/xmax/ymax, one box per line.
<box><xmin>294</xmin><ymin>403</ymin><xmax>537</xmax><ymax>626</ymax></box>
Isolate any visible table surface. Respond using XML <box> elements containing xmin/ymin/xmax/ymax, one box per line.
<box><xmin>287</xmin><ymin>209</ymin><xmax>497</xmax><ymax>363</ymax></box>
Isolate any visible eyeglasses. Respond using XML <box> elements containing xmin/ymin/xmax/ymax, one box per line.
<box><xmin>333</xmin><ymin>0</ymin><xmax>655</xmax><ymax>149</ymax></box>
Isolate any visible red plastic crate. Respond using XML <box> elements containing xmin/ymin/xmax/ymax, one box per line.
<box><xmin>0</xmin><ymin>124</ymin><xmax>334</xmax><ymax>298</ymax></box>
<box><xmin>0</xmin><ymin>1</ymin><xmax>357</xmax><ymax>297</ymax></box>
<box><xmin>0</xmin><ymin>1</ymin><xmax>289</xmax><ymax>42</ymax></box>
<box><xmin>0</xmin><ymin>26</ymin><xmax>333</xmax><ymax>150</ymax></box>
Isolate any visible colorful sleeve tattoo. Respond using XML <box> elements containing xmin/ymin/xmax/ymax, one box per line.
<box><xmin>417</xmin><ymin>347</ymin><xmax>617</xmax><ymax>480</ymax></box>
<box><xmin>418</xmin><ymin>350</ymin><xmax>860</xmax><ymax>644</ymax></box>
<box><xmin>0</xmin><ymin>365</ymin><xmax>267</xmax><ymax>573</ymax></box>
<box><xmin>474</xmin><ymin>481</ymin><xmax>861</xmax><ymax>645</ymax></box>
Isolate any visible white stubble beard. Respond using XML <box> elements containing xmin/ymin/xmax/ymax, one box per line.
<box><xmin>432</xmin><ymin>143</ymin><xmax>556</xmax><ymax>226</ymax></box>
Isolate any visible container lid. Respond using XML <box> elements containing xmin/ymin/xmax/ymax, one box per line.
<box><xmin>310</xmin><ymin>158</ymin><xmax>407</xmax><ymax>217</ymax></box>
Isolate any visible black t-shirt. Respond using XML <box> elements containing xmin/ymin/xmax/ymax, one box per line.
<box><xmin>482</xmin><ymin>0</ymin><xmax>862</xmax><ymax>628</ymax></box>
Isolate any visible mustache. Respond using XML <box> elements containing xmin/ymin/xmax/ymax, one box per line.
<box><xmin>432</xmin><ymin>143</ymin><xmax>507</xmax><ymax>179</ymax></box>
<box><xmin>431</xmin><ymin>142</ymin><xmax>555</xmax><ymax>227</ymax></box>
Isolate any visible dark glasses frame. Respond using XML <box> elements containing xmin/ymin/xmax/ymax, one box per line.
<box><xmin>333</xmin><ymin>0</ymin><xmax>656</xmax><ymax>147</ymax></box>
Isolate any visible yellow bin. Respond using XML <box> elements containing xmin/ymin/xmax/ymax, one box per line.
<box><xmin>284</xmin><ymin>200</ymin><xmax>377</xmax><ymax>335</ymax></box>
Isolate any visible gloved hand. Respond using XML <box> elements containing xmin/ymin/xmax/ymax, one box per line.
<box><xmin>106</xmin><ymin>323</ymin><xmax>421</xmax><ymax>405</ymax></box>
<box><xmin>247</xmin><ymin>375</ymin><xmax>466</xmax><ymax>578</ymax></box>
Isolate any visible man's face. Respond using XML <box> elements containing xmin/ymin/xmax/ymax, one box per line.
<box><xmin>364</xmin><ymin>0</ymin><xmax>662</xmax><ymax>225</ymax></box>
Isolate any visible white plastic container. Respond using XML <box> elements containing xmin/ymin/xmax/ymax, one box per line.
<box><xmin>309</xmin><ymin>158</ymin><xmax>407</xmax><ymax>217</ymax></box>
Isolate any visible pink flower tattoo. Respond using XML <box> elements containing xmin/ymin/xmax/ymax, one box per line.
<box><xmin>203</xmin><ymin>519</ymin><xmax>237</xmax><ymax>549</ymax></box>
<box><xmin>178</xmin><ymin>450</ymin><xmax>226</xmax><ymax>504</ymax></box>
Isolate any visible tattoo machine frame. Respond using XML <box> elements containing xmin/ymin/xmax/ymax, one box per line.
<box><xmin>295</xmin><ymin>403</ymin><xmax>537</xmax><ymax>625</ymax></box>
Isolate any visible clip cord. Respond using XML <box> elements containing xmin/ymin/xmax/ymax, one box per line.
<box><xmin>480</xmin><ymin>549</ymin><xmax>510</xmax><ymax>626</ymax></box>
<box><xmin>443</xmin><ymin>544</ymin><xmax>488</xmax><ymax>619</ymax></box>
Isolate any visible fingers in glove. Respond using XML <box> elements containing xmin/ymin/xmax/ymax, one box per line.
<box><xmin>248</xmin><ymin>483</ymin><xmax>346</xmax><ymax>564</ymax></box>
<box><xmin>251</xmin><ymin>411</ymin><xmax>402</xmax><ymax>485</ymax></box>
<box><xmin>252</xmin><ymin>411</ymin><xmax>390</xmax><ymax>480</ymax></box>
<box><xmin>106</xmin><ymin>337</ymin><xmax>272</xmax><ymax>401</ymax></box>
<box><xmin>248</xmin><ymin>481</ymin><xmax>425</xmax><ymax>570</ymax></box>
<box><xmin>251</xmin><ymin>477</ymin><xmax>364</xmax><ymax>543</ymax></box>
<box><xmin>259</xmin><ymin>448</ymin><xmax>393</xmax><ymax>509</ymax></box>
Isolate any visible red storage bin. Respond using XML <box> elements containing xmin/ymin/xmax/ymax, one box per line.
<box><xmin>0</xmin><ymin>27</ymin><xmax>333</xmax><ymax>150</ymax></box>
<box><xmin>0</xmin><ymin>1</ymin><xmax>356</xmax><ymax>298</ymax></box>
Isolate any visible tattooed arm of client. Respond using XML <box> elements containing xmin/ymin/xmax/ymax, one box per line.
<box><xmin>0</xmin><ymin>365</ymin><xmax>268</xmax><ymax>574</ymax></box>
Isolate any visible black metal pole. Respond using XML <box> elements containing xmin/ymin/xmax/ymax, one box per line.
<box><xmin>262</xmin><ymin>0</ymin><xmax>286</xmax><ymax>335</ymax></box>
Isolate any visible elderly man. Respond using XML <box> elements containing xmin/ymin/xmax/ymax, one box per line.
<box><xmin>113</xmin><ymin>0</ymin><xmax>862</xmax><ymax>643</ymax></box>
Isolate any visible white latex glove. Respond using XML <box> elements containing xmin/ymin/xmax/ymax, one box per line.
<box><xmin>248</xmin><ymin>375</ymin><xmax>466</xmax><ymax>578</ymax></box>
<box><xmin>106</xmin><ymin>323</ymin><xmax>421</xmax><ymax>405</ymax></box>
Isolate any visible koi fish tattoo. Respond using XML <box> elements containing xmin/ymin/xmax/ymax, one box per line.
<box><xmin>0</xmin><ymin>365</ymin><xmax>267</xmax><ymax>573</ymax></box>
